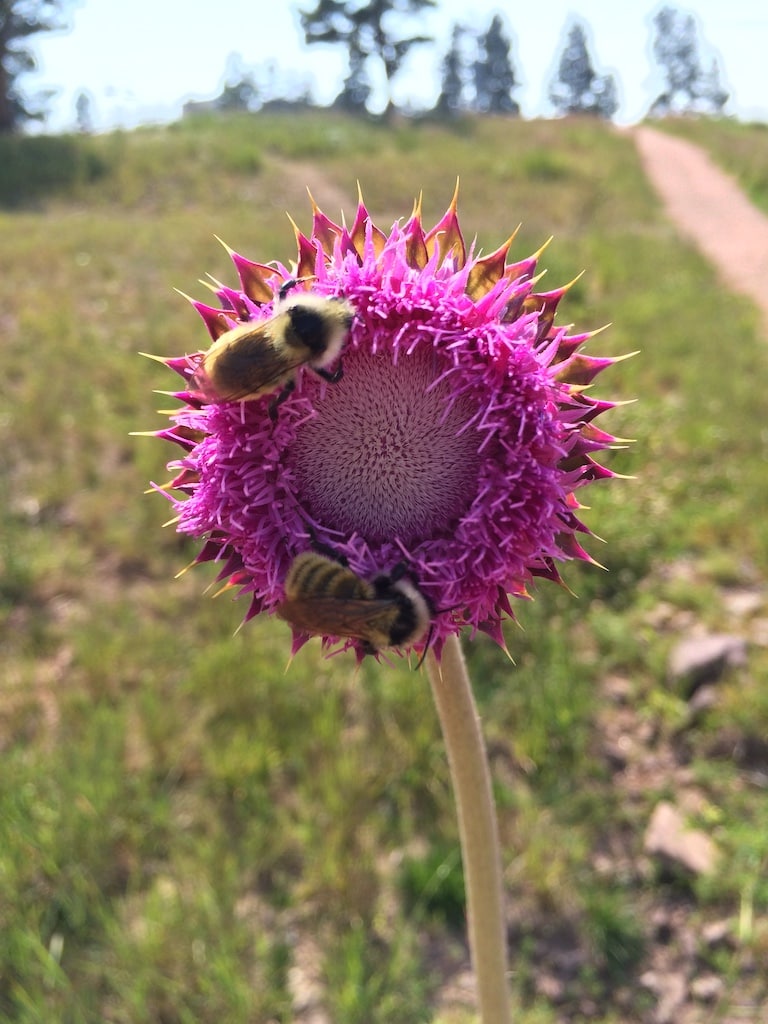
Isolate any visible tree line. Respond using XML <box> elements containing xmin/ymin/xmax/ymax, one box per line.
<box><xmin>1</xmin><ymin>0</ymin><xmax>729</xmax><ymax>134</ymax></box>
<box><xmin>300</xmin><ymin>1</ymin><xmax>727</xmax><ymax>122</ymax></box>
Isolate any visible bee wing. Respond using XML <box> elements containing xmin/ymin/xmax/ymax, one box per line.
<box><xmin>196</xmin><ymin>323</ymin><xmax>307</xmax><ymax>402</ymax></box>
<box><xmin>204</xmin><ymin>356</ymin><xmax>305</xmax><ymax>402</ymax></box>
<box><xmin>276</xmin><ymin>596</ymin><xmax>398</xmax><ymax>646</ymax></box>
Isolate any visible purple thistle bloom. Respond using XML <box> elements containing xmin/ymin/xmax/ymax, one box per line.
<box><xmin>150</xmin><ymin>189</ymin><xmax>626</xmax><ymax>661</ymax></box>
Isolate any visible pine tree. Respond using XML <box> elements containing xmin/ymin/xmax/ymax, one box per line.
<box><xmin>649</xmin><ymin>6</ymin><xmax>728</xmax><ymax>116</ymax></box>
<box><xmin>335</xmin><ymin>31</ymin><xmax>372</xmax><ymax>113</ymax></box>
<box><xmin>300</xmin><ymin>0</ymin><xmax>436</xmax><ymax>116</ymax></box>
<box><xmin>74</xmin><ymin>90</ymin><xmax>93</xmax><ymax>133</ymax></box>
<box><xmin>0</xmin><ymin>0</ymin><xmax>73</xmax><ymax>132</ymax></box>
<box><xmin>216</xmin><ymin>53</ymin><xmax>259</xmax><ymax>112</ymax></box>
<box><xmin>548</xmin><ymin>21</ymin><xmax>618</xmax><ymax>119</ymax></box>
<box><xmin>472</xmin><ymin>14</ymin><xmax>519</xmax><ymax>115</ymax></box>
<box><xmin>435</xmin><ymin>23</ymin><xmax>469</xmax><ymax>117</ymax></box>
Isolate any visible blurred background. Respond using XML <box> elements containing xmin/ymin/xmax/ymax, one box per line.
<box><xmin>14</xmin><ymin>0</ymin><xmax>768</xmax><ymax>133</ymax></box>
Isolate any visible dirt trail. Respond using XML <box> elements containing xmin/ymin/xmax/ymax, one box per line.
<box><xmin>633</xmin><ymin>125</ymin><xmax>768</xmax><ymax>334</ymax></box>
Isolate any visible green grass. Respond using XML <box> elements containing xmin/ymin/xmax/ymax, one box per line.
<box><xmin>1</xmin><ymin>110</ymin><xmax>767</xmax><ymax>1022</ymax></box>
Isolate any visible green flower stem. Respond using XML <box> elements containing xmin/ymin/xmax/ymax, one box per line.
<box><xmin>426</xmin><ymin>634</ymin><xmax>511</xmax><ymax>1024</ymax></box>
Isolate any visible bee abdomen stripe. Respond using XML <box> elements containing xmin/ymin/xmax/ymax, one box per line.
<box><xmin>287</xmin><ymin>555</ymin><xmax>369</xmax><ymax>601</ymax></box>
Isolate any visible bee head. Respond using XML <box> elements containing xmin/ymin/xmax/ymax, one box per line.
<box><xmin>282</xmin><ymin>295</ymin><xmax>355</xmax><ymax>367</ymax></box>
<box><xmin>372</xmin><ymin>565</ymin><xmax>433</xmax><ymax>649</ymax></box>
<box><xmin>286</xmin><ymin>304</ymin><xmax>330</xmax><ymax>355</ymax></box>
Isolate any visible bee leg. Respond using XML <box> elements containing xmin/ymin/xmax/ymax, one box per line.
<box><xmin>315</xmin><ymin>361</ymin><xmax>344</xmax><ymax>384</ymax></box>
<box><xmin>374</xmin><ymin>561</ymin><xmax>409</xmax><ymax>588</ymax></box>
<box><xmin>278</xmin><ymin>279</ymin><xmax>299</xmax><ymax>301</ymax></box>
<box><xmin>306</xmin><ymin>525</ymin><xmax>350</xmax><ymax>566</ymax></box>
<box><xmin>268</xmin><ymin>378</ymin><xmax>296</xmax><ymax>421</ymax></box>
<box><xmin>414</xmin><ymin>624</ymin><xmax>435</xmax><ymax>671</ymax></box>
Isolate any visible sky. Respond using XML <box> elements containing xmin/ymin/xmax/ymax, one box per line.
<box><xmin>28</xmin><ymin>0</ymin><xmax>768</xmax><ymax>132</ymax></box>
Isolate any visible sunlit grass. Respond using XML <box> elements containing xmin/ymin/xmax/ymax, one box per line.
<box><xmin>1</xmin><ymin>110</ymin><xmax>767</xmax><ymax>1022</ymax></box>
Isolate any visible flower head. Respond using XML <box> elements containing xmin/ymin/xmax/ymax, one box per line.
<box><xmin>150</xmin><ymin>187</ymin><xmax>626</xmax><ymax>660</ymax></box>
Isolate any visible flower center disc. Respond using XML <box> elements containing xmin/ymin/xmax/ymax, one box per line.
<box><xmin>289</xmin><ymin>346</ymin><xmax>481</xmax><ymax>544</ymax></box>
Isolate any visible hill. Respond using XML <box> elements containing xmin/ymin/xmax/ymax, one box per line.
<box><xmin>1</xmin><ymin>111</ymin><xmax>767</xmax><ymax>1023</ymax></box>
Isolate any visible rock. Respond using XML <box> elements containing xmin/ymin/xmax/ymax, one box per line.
<box><xmin>535</xmin><ymin>973</ymin><xmax>565</xmax><ymax>1002</ymax></box>
<box><xmin>656</xmin><ymin>973</ymin><xmax>688</xmax><ymax>1024</ymax></box>
<box><xmin>644</xmin><ymin>801</ymin><xmax>720</xmax><ymax>875</ymax></box>
<box><xmin>602</xmin><ymin>739</ymin><xmax>629</xmax><ymax>771</ymax></box>
<box><xmin>644</xmin><ymin>601</ymin><xmax>678</xmax><ymax>630</ymax></box>
<box><xmin>668</xmin><ymin>633</ymin><xmax>747</xmax><ymax>695</ymax></box>
<box><xmin>650</xmin><ymin>907</ymin><xmax>674</xmax><ymax>944</ymax></box>
<box><xmin>602</xmin><ymin>674</ymin><xmax>634</xmax><ymax>704</ymax></box>
<box><xmin>691</xmin><ymin>974</ymin><xmax>724</xmax><ymax>1003</ymax></box>
<box><xmin>641</xmin><ymin>969</ymin><xmax>688</xmax><ymax>1024</ymax></box>
<box><xmin>287</xmin><ymin>933</ymin><xmax>327</xmax><ymax>1021</ymax></box>
<box><xmin>701</xmin><ymin>919</ymin><xmax>733</xmax><ymax>948</ymax></box>
<box><xmin>721</xmin><ymin>588</ymin><xmax>764</xmax><ymax>618</ymax></box>
<box><xmin>687</xmin><ymin>684</ymin><xmax>719</xmax><ymax>716</ymax></box>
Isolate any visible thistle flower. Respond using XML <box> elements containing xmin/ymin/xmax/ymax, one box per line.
<box><xmin>151</xmin><ymin>187</ymin><xmax>624</xmax><ymax>661</ymax></box>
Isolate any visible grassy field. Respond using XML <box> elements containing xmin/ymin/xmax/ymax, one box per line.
<box><xmin>1</xmin><ymin>111</ymin><xmax>767</xmax><ymax>1023</ymax></box>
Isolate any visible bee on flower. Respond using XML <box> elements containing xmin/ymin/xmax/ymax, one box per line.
<box><xmin>149</xmin><ymin>186</ymin><xmax>625</xmax><ymax>662</ymax></box>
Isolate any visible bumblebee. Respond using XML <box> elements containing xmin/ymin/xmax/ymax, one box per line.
<box><xmin>276</xmin><ymin>551</ymin><xmax>432</xmax><ymax>656</ymax></box>
<box><xmin>194</xmin><ymin>282</ymin><xmax>354</xmax><ymax>410</ymax></box>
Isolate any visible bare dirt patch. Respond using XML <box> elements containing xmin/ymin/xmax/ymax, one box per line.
<box><xmin>633</xmin><ymin>126</ymin><xmax>768</xmax><ymax>335</ymax></box>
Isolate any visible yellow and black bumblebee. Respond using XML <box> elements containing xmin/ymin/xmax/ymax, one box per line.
<box><xmin>194</xmin><ymin>282</ymin><xmax>355</xmax><ymax>411</ymax></box>
<box><xmin>277</xmin><ymin>551</ymin><xmax>432</xmax><ymax>656</ymax></box>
